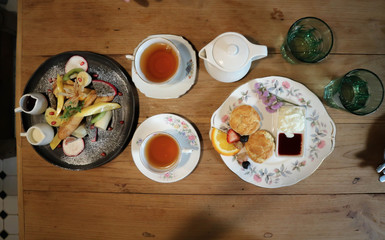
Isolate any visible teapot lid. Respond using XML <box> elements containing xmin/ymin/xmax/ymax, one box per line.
<box><xmin>213</xmin><ymin>33</ymin><xmax>249</xmax><ymax>71</ymax></box>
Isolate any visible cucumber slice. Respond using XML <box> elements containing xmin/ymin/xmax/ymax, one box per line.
<box><xmin>63</xmin><ymin>68</ymin><xmax>84</xmax><ymax>81</ymax></box>
<box><xmin>95</xmin><ymin>110</ymin><xmax>112</xmax><ymax>130</ymax></box>
<box><xmin>91</xmin><ymin>111</ymin><xmax>107</xmax><ymax>124</ymax></box>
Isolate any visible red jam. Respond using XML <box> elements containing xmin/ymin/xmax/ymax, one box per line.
<box><xmin>278</xmin><ymin>133</ymin><xmax>303</xmax><ymax>156</ymax></box>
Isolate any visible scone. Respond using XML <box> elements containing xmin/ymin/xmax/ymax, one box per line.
<box><xmin>229</xmin><ymin>105</ymin><xmax>261</xmax><ymax>136</ymax></box>
<box><xmin>245</xmin><ymin>130</ymin><xmax>275</xmax><ymax>163</ymax></box>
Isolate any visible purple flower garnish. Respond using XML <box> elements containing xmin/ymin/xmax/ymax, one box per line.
<box><xmin>267</xmin><ymin>95</ymin><xmax>277</xmax><ymax>105</ymax></box>
<box><xmin>255</xmin><ymin>82</ymin><xmax>284</xmax><ymax>113</ymax></box>
<box><xmin>271</xmin><ymin>101</ymin><xmax>283</xmax><ymax>110</ymax></box>
<box><xmin>262</xmin><ymin>90</ymin><xmax>269</xmax><ymax>97</ymax></box>
<box><xmin>261</xmin><ymin>95</ymin><xmax>269</xmax><ymax>104</ymax></box>
<box><xmin>265</xmin><ymin>106</ymin><xmax>276</xmax><ymax>113</ymax></box>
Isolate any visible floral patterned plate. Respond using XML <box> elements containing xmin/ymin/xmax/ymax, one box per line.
<box><xmin>131</xmin><ymin>114</ymin><xmax>201</xmax><ymax>183</ymax></box>
<box><xmin>210</xmin><ymin>76</ymin><xmax>336</xmax><ymax>188</ymax></box>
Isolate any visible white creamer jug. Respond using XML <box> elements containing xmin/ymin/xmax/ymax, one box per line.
<box><xmin>199</xmin><ymin>32</ymin><xmax>268</xmax><ymax>82</ymax></box>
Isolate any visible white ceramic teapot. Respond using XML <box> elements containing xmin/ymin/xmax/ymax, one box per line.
<box><xmin>199</xmin><ymin>32</ymin><xmax>268</xmax><ymax>83</ymax></box>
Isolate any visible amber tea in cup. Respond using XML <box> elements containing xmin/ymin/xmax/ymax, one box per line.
<box><xmin>127</xmin><ymin>37</ymin><xmax>181</xmax><ymax>85</ymax></box>
<box><xmin>140</xmin><ymin>132</ymin><xmax>181</xmax><ymax>172</ymax></box>
<box><xmin>140</xmin><ymin>42</ymin><xmax>179</xmax><ymax>83</ymax></box>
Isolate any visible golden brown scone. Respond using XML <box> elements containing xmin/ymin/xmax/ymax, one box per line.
<box><xmin>245</xmin><ymin>130</ymin><xmax>275</xmax><ymax>163</ymax></box>
<box><xmin>229</xmin><ymin>105</ymin><xmax>261</xmax><ymax>135</ymax></box>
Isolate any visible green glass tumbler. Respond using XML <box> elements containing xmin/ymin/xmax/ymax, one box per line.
<box><xmin>281</xmin><ymin>17</ymin><xmax>334</xmax><ymax>64</ymax></box>
<box><xmin>323</xmin><ymin>69</ymin><xmax>384</xmax><ymax>115</ymax></box>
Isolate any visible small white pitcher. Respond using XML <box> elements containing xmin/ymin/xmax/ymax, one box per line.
<box><xmin>14</xmin><ymin>93</ymin><xmax>48</xmax><ymax>115</ymax></box>
<box><xmin>20</xmin><ymin>123</ymin><xmax>54</xmax><ymax>146</ymax></box>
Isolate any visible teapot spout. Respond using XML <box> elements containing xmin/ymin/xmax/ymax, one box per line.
<box><xmin>249</xmin><ymin>44</ymin><xmax>268</xmax><ymax>61</ymax></box>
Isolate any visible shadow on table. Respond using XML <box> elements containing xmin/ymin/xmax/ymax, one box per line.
<box><xmin>133</xmin><ymin>0</ymin><xmax>162</xmax><ymax>7</ymax></box>
<box><xmin>356</xmin><ymin>113</ymin><xmax>385</xmax><ymax>169</ymax></box>
<box><xmin>169</xmin><ymin>212</ymin><xmax>230</xmax><ymax>240</ymax></box>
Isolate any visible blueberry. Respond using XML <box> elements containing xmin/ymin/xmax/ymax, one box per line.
<box><xmin>240</xmin><ymin>135</ymin><xmax>249</xmax><ymax>143</ymax></box>
<box><xmin>242</xmin><ymin>161</ymin><xmax>250</xmax><ymax>169</ymax></box>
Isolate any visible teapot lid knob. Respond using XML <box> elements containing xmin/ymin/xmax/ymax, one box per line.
<box><xmin>212</xmin><ymin>33</ymin><xmax>249</xmax><ymax>71</ymax></box>
<box><xmin>227</xmin><ymin>44</ymin><xmax>239</xmax><ymax>55</ymax></box>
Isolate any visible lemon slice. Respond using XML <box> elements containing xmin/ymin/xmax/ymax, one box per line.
<box><xmin>211</xmin><ymin>127</ymin><xmax>240</xmax><ymax>156</ymax></box>
<box><xmin>56</xmin><ymin>74</ymin><xmax>64</xmax><ymax>116</ymax></box>
<box><xmin>74</xmin><ymin>102</ymin><xmax>121</xmax><ymax>117</ymax></box>
<box><xmin>76</xmin><ymin>71</ymin><xmax>92</xmax><ymax>87</ymax></box>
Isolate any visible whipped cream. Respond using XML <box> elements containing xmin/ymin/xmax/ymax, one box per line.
<box><xmin>278</xmin><ymin>106</ymin><xmax>305</xmax><ymax>135</ymax></box>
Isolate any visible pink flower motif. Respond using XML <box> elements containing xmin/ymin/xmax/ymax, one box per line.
<box><xmin>188</xmin><ymin>135</ymin><xmax>196</xmax><ymax>140</ymax></box>
<box><xmin>300</xmin><ymin>160</ymin><xmax>306</xmax><ymax>166</ymax></box>
<box><xmin>282</xmin><ymin>81</ymin><xmax>290</xmax><ymax>89</ymax></box>
<box><xmin>238</xmin><ymin>98</ymin><xmax>243</xmax><ymax>104</ymax></box>
<box><xmin>317</xmin><ymin>140</ymin><xmax>326</xmax><ymax>149</ymax></box>
<box><xmin>254</xmin><ymin>174</ymin><xmax>262</xmax><ymax>183</ymax></box>
<box><xmin>221</xmin><ymin>115</ymin><xmax>229</xmax><ymax>123</ymax></box>
<box><xmin>274</xmin><ymin>168</ymin><xmax>280</xmax><ymax>173</ymax></box>
<box><xmin>164</xmin><ymin>172</ymin><xmax>170</xmax><ymax>178</ymax></box>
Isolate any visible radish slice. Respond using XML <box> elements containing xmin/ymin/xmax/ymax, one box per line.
<box><xmin>63</xmin><ymin>137</ymin><xmax>85</xmax><ymax>157</ymax></box>
<box><xmin>65</xmin><ymin>55</ymin><xmax>88</xmax><ymax>73</ymax></box>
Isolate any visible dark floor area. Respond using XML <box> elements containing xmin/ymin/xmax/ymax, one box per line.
<box><xmin>0</xmin><ymin>6</ymin><xmax>16</xmax><ymax>158</ymax></box>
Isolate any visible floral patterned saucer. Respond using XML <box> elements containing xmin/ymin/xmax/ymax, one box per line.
<box><xmin>128</xmin><ymin>34</ymin><xmax>197</xmax><ymax>99</ymax></box>
<box><xmin>210</xmin><ymin>76</ymin><xmax>336</xmax><ymax>188</ymax></box>
<box><xmin>131</xmin><ymin>114</ymin><xmax>201</xmax><ymax>183</ymax></box>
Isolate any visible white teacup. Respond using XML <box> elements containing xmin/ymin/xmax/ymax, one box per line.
<box><xmin>14</xmin><ymin>93</ymin><xmax>48</xmax><ymax>115</ymax></box>
<box><xmin>127</xmin><ymin>37</ymin><xmax>181</xmax><ymax>85</ymax></box>
<box><xmin>20</xmin><ymin>123</ymin><xmax>54</xmax><ymax>146</ymax></box>
<box><xmin>140</xmin><ymin>131</ymin><xmax>192</xmax><ymax>173</ymax></box>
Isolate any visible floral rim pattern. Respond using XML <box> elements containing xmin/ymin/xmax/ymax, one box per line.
<box><xmin>130</xmin><ymin>34</ymin><xmax>197</xmax><ymax>99</ymax></box>
<box><xmin>132</xmin><ymin>114</ymin><xmax>201</xmax><ymax>183</ymax></box>
<box><xmin>211</xmin><ymin>76</ymin><xmax>336</xmax><ymax>188</ymax></box>
<box><xmin>165</xmin><ymin>115</ymin><xmax>199</xmax><ymax>147</ymax></box>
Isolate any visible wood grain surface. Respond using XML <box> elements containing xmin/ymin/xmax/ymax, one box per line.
<box><xmin>16</xmin><ymin>0</ymin><xmax>385</xmax><ymax>239</ymax></box>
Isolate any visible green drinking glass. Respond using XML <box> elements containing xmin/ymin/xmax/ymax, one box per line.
<box><xmin>323</xmin><ymin>69</ymin><xmax>384</xmax><ymax>115</ymax></box>
<box><xmin>281</xmin><ymin>17</ymin><xmax>334</xmax><ymax>64</ymax></box>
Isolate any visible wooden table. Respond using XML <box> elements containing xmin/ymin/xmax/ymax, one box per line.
<box><xmin>16</xmin><ymin>0</ymin><xmax>385</xmax><ymax>239</ymax></box>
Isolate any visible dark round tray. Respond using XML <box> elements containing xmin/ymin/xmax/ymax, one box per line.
<box><xmin>21</xmin><ymin>51</ymin><xmax>138</xmax><ymax>170</ymax></box>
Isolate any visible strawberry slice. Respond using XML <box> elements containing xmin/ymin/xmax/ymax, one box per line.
<box><xmin>227</xmin><ymin>129</ymin><xmax>240</xmax><ymax>143</ymax></box>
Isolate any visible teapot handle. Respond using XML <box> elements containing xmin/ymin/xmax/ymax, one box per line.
<box><xmin>125</xmin><ymin>54</ymin><xmax>134</xmax><ymax>61</ymax></box>
<box><xmin>198</xmin><ymin>48</ymin><xmax>208</xmax><ymax>61</ymax></box>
